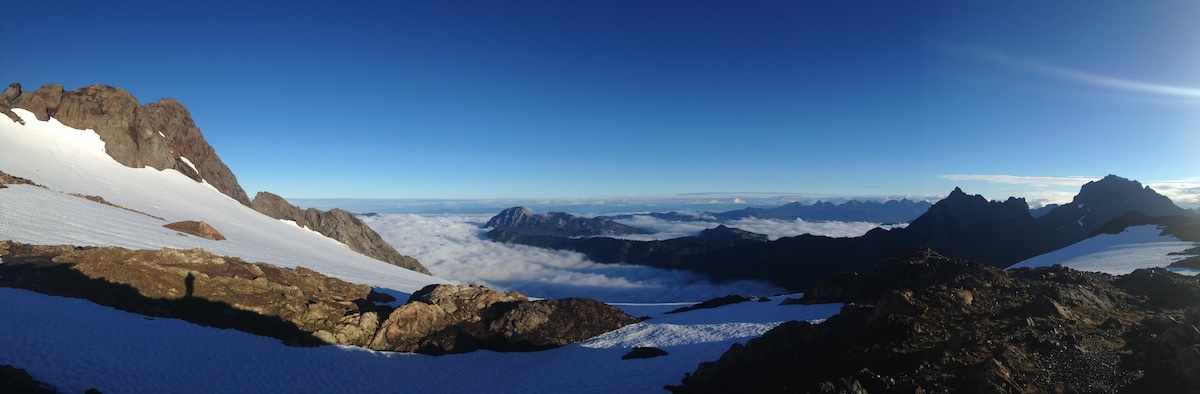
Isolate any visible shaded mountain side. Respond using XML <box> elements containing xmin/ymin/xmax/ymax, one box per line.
<box><xmin>714</xmin><ymin>198</ymin><xmax>933</xmax><ymax>223</ymax></box>
<box><xmin>600</xmin><ymin>198</ymin><xmax>933</xmax><ymax>224</ymax></box>
<box><xmin>669</xmin><ymin>249</ymin><xmax>1200</xmax><ymax>393</ymax></box>
<box><xmin>1</xmin><ymin>83</ymin><xmax>250</xmax><ymax>206</ymax></box>
<box><xmin>679</xmin><ymin>175</ymin><xmax>1198</xmax><ymax>291</ymax></box>
<box><xmin>251</xmin><ymin>192</ymin><xmax>430</xmax><ymax>275</ymax></box>
<box><xmin>488</xmin><ymin>227</ymin><xmax>770</xmax><ymax>268</ymax></box>
<box><xmin>486</xmin><ymin>206</ymin><xmax>651</xmax><ymax>237</ymax></box>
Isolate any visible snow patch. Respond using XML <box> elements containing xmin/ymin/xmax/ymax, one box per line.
<box><xmin>178</xmin><ymin>155</ymin><xmax>199</xmax><ymax>175</ymax></box>
<box><xmin>1009</xmin><ymin>225</ymin><xmax>1197</xmax><ymax>275</ymax></box>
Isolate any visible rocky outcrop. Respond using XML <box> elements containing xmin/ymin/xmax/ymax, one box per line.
<box><xmin>0</xmin><ymin>365</ymin><xmax>55</xmax><ymax>394</ymax></box>
<box><xmin>369</xmin><ymin>284</ymin><xmax>640</xmax><ymax>355</ymax></box>
<box><xmin>250</xmin><ymin>191</ymin><xmax>429</xmax><ymax>274</ymax></box>
<box><xmin>0</xmin><ymin>241</ymin><xmax>387</xmax><ymax>347</ymax></box>
<box><xmin>0</xmin><ymin>170</ymin><xmax>38</xmax><ymax>188</ymax></box>
<box><xmin>0</xmin><ymin>83</ymin><xmax>250</xmax><ymax>205</ymax></box>
<box><xmin>163</xmin><ymin>220</ymin><xmax>226</xmax><ymax>240</ymax></box>
<box><xmin>669</xmin><ymin>249</ymin><xmax>1200</xmax><ymax>393</ymax></box>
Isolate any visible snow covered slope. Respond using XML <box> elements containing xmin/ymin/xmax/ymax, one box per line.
<box><xmin>1009</xmin><ymin>225</ymin><xmax>1198</xmax><ymax>275</ymax></box>
<box><xmin>0</xmin><ymin>108</ymin><xmax>437</xmax><ymax>292</ymax></box>
<box><xmin>0</xmin><ymin>107</ymin><xmax>847</xmax><ymax>393</ymax></box>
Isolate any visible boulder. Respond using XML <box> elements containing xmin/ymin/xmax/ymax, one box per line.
<box><xmin>163</xmin><ymin>220</ymin><xmax>225</xmax><ymax>240</ymax></box>
<box><xmin>370</xmin><ymin>284</ymin><xmax>639</xmax><ymax>355</ymax></box>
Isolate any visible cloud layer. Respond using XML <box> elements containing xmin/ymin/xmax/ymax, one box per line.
<box><xmin>362</xmin><ymin>214</ymin><xmax>787</xmax><ymax>303</ymax></box>
<box><xmin>610</xmin><ymin>215</ymin><xmax>898</xmax><ymax>241</ymax></box>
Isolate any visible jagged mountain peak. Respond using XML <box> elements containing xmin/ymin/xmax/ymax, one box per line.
<box><xmin>486</xmin><ymin>206</ymin><xmax>537</xmax><ymax>228</ymax></box>
<box><xmin>0</xmin><ymin>82</ymin><xmax>251</xmax><ymax>206</ymax></box>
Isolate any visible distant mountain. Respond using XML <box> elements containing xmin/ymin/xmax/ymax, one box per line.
<box><xmin>602</xmin><ymin>198</ymin><xmax>933</xmax><ymax>224</ymax></box>
<box><xmin>1029</xmin><ymin>204</ymin><xmax>1059</xmax><ymax>218</ymax></box>
<box><xmin>679</xmin><ymin>175</ymin><xmax>1198</xmax><ymax>290</ymax></box>
<box><xmin>486</xmin><ymin>206</ymin><xmax>651</xmax><ymax>237</ymax></box>
<box><xmin>713</xmin><ymin>199</ymin><xmax>933</xmax><ymax>223</ymax></box>
<box><xmin>484</xmin><ymin>208</ymin><xmax>769</xmax><ymax>267</ymax></box>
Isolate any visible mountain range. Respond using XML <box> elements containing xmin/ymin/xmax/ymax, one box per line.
<box><xmin>601</xmin><ymin>198</ymin><xmax>933</xmax><ymax>224</ymax></box>
<box><xmin>488</xmin><ymin>175</ymin><xmax>1198</xmax><ymax>291</ymax></box>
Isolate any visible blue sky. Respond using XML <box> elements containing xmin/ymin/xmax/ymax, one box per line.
<box><xmin>6</xmin><ymin>1</ymin><xmax>1199</xmax><ymax>207</ymax></box>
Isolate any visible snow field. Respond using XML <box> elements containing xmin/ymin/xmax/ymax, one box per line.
<box><xmin>0</xmin><ymin>286</ymin><xmax>841</xmax><ymax>393</ymax></box>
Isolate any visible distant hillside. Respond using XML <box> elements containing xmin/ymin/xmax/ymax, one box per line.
<box><xmin>485</xmin><ymin>209</ymin><xmax>770</xmax><ymax>267</ymax></box>
<box><xmin>602</xmin><ymin>198</ymin><xmax>933</xmax><ymax>224</ymax></box>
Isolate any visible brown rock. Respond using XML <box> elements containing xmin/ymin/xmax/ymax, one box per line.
<box><xmin>0</xmin><ymin>241</ymin><xmax>383</xmax><ymax>347</ymax></box>
<box><xmin>251</xmin><ymin>191</ymin><xmax>430</xmax><ymax>274</ymax></box>
<box><xmin>370</xmin><ymin>284</ymin><xmax>638</xmax><ymax>355</ymax></box>
<box><xmin>1</xmin><ymin>83</ymin><xmax>251</xmax><ymax>206</ymax></box>
<box><xmin>163</xmin><ymin>220</ymin><xmax>226</xmax><ymax>240</ymax></box>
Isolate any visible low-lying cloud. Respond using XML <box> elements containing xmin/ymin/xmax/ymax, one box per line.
<box><xmin>362</xmin><ymin>214</ymin><xmax>787</xmax><ymax>303</ymax></box>
<box><xmin>610</xmin><ymin>215</ymin><xmax>899</xmax><ymax>241</ymax></box>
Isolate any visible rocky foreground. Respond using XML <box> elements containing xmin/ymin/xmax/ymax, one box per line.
<box><xmin>0</xmin><ymin>241</ymin><xmax>636</xmax><ymax>355</ymax></box>
<box><xmin>669</xmin><ymin>249</ymin><xmax>1200</xmax><ymax>393</ymax></box>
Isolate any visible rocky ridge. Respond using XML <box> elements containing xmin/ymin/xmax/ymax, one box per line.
<box><xmin>250</xmin><ymin>191</ymin><xmax>429</xmax><ymax>274</ymax></box>
<box><xmin>1</xmin><ymin>83</ymin><xmax>250</xmax><ymax>205</ymax></box>
<box><xmin>0</xmin><ymin>241</ymin><xmax>635</xmax><ymax>355</ymax></box>
<box><xmin>487</xmin><ymin>206</ymin><xmax>652</xmax><ymax>237</ymax></box>
<box><xmin>669</xmin><ymin>249</ymin><xmax>1200</xmax><ymax>393</ymax></box>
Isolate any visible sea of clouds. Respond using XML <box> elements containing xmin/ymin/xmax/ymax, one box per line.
<box><xmin>608</xmin><ymin>214</ymin><xmax>904</xmax><ymax>241</ymax></box>
<box><xmin>362</xmin><ymin>213</ymin><xmax>897</xmax><ymax>303</ymax></box>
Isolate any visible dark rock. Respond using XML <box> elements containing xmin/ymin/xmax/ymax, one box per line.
<box><xmin>250</xmin><ymin>191</ymin><xmax>429</xmax><ymax>274</ymax></box>
<box><xmin>0</xmin><ymin>364</ymin><xmax>55</xmax><ymax>394</ymax></box>
<box><xmin>697</xmin><ymin>225</ymin><xmax>768</xmax><ymax>241</ymax></box>
<box><xmin>2</xmin><ymin>83</ymin><xmax>250</xmax><ymax>206</ymax></box>
<box><xmin>622</xmin><ymin>347</ymin><xmax>669</xmax><ymax>360</ymax></box>
<box><xmin>370</xmin><ymin>284</ymin><xmax>639</xmax><ymax>355</ymax></box>
<box><xmin>1115</xmin><ymin>268</ymin><xmax>1200</xmax><ymax>308</ymax></box>
<box><xmin>667</xmin><ymin>249</ymin><xmax>1180</xmax><ymax>393</ymax></box>
<box><xmin>665</xmin><ymin>295</ymin><xmax>752</xmax><ymax>314</ymax></box>
<box><xmin>163</xmin><ymin>220</ymin><xmax>225</xmax><ymax>240</ymax></box>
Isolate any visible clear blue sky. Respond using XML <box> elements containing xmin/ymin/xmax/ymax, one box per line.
<box><xmin>6</xmin><ymin>1</ymin><xmax>1199</xmax><ymax>207</ymax></box>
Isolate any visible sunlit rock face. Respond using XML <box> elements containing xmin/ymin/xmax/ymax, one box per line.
<box><xmin>1</xmin><ymin>83</ymin><xmax>251</xmax><ymax>206</ymax></box>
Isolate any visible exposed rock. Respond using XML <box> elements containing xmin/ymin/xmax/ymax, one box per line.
<box><xmin>0</xmin><ymin>364</ymin><xmax>55</xmax><ymax>394</ymax></box>
<box><xmin>1</xmin><ymin>83</ymin><xmax>250</xmax><ymax>205</ymax></box>
<box><xmin>665</xmin><ymin>295</ymin><xmax>753</xmax><ymax>314</ymax></box>
<box><xmin>0</xmin><ymin>170</ymin><xmax>38</xmax><ymax>187</ymax></box>
<box><xmin>250</xmin><ymin>191</ymin><xmax>429</xmax><ymax>274</ymax></box>
<box><xmin>0</xmin><ymin>241</ymin><xmax>384</xmax><ymax>347</ymax></box>
<box><xmin>667</xmin><ymin>249</ymin><xmax>1199</xmax><ymax>393</ymax></box>
<box><xmin>622</xmin><ymin>347</ymin><xmax>669</xmax><ymax>360</ymax></box>
<box><xmin>69</xmin><ymin>193</ymin><xmax>164</xmax><ymax>220</ymax></box>
<box><xmin>370</xmin><ymin>284</ymin><xmax>639</xmax><ymax>355</ymax></box>
<box><xmin>162</xmin><ymin>221</ymin><xmax>225</xmax><ymax>240</ymax></box>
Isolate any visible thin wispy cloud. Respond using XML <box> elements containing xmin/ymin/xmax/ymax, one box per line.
<box><xmin>947</xmin><ymin>45</ymin><xmax>1200</xmax><ymax>100</ymax></box>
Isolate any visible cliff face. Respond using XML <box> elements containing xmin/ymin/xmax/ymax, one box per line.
<box><xmin>0</xmin><ymin>83</ymin><xmax>250</xmax><ymax>206</ymax></box>
<box><xmin>251</xmin><ymin>192</ymin><xmax>431</xmax><ymax>275</ymax></box>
